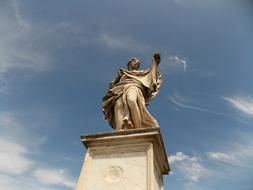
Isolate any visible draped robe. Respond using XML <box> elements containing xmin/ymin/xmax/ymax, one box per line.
<box><xmin>102</xmin><ymin>61</ymin><xmax>162</xmax><ymax>130</ymax></box>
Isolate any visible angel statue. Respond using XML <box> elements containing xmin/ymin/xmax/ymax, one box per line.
<box><xmin>102</xmin><ymin>52</ymin><xmax>162</xmax><ymax>130</ymax></box>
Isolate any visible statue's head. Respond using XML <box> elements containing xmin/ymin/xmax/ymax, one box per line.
<box><xmin>127</xmin><ymin>57</ymin><xmax>140</xmax><ymax>71</ymax></box>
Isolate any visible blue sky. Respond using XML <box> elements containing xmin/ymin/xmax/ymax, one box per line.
<box><xmin>0</xmin><ymin>0</ymin><xmax>253</xmax><ymax>189</ymax></box>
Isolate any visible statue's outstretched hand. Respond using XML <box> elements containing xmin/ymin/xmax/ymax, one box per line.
<box><xmin>153</xmin><ymin>52</ymin><xmax>161</xmax><ymax>65</ymax></box>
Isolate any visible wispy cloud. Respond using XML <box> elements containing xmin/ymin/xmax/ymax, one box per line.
<box><xmin>34</xmin><ymin>168</ymin><xmax>76</xmax><ymax>189</ymax></box>
<box><xmin>11</xmin><ymin>0</ymin><xmax>30</xmax><ymax>30</ymax></box>
<box><xmin>169</xmin><ymin>152</ymin><xmax>199</xmax><ymax>164</ymax></box>
<box><xmin>161</xmin><ymin>55</ymin><xmax>188</xmax><ymax>74</ymax></box>
<box><xmin>205</xmin><ymin>129</ymin><xmax>253</xmax><ymax>180</ymax></box>
<box><xmin>207</xmin><ymin>152</ymin><xmax>238</xmax><ymax>165</ymax></box>
<box><xmin>0</xmin><ymin>1</ymin><xmax>50</xmax><ymax>74</ymax></box>
<box><xmin>223</xmin><ymin>96</ymin><xmax>253</xmax><ymax>117</ymax></box>
<box><xmin>0</xmin><ymin>139</ymin><xmax>33</xmax><ymax>175</ymax></box>
<box><xmin>168</xmin><ymin>94</ymin><xmax>233</xmax><ymax>119</ymax></box>
<box><xmin>0</xmin><ymin>113</ymin><xmax>48</xmax><ymax>152</ymax></box>
<box><xmin>0</xmin><ymin>0</ymin><xmax>94</xmax><ymax>94</ymax></box>
<box><xmin>0</xmin><ymin>112</ymin><xmax>75</xmax><ymax>190</ymax></box>
<box><xmin>0</xmin><ymin>174</ymin><xmax>59</xmax><ymax>190</ymax></box>
<box><xmin>209</xmin><ymin>141</ymin><xmax>253</xmax><ymax>167</ymax></box>
<box><xmin>168</xmin><ymin>152</ymin><xmax>212</xmax><ymax>184</ymax></box>
<box><xmin>0</xmin><ymin>1</ymin><xmax>52</xmax><ymax>94</ymax></box>
<box><xmin>98</xmin><ymin>33</ymin><xmax>149</xmax><ymax>52</ymax></box>
<box><xmin>169</xmin><ymin>144</ymin><xmax>253</xmax><ymax>189</ymax></box>
<box><xmin>169</xmin><ymin>56</ymin><xmax>188</xmax><ymax>71</ymax></box>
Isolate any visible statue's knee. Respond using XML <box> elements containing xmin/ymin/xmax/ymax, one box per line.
<box><xmin>127</xmin><ymin>96</ymin><xmax>138</xmax><ymax>108</ymax></box>
<box><xmin>127</xmin><ymin>88</ymin><xmax>137</xmax><ymax>99</ymax></box>
<box><xmin>115</xmin><ymin>99</ymin><xmax>123</xmax><ymax>111</ymax></box>
<box><xmin>127</xmin><ymin>98</ymin><xmax>135</xmax><ymax>106</ymax></box>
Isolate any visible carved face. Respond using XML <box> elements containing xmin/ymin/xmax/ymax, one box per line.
<box><xmin>128</xmin><ymin>58</ymin><xmax>140</xmax><ymax>71</ymax></box>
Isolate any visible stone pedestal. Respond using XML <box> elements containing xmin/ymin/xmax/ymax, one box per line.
<box><xmin>76</xmin><ymin>128</ymin><xmax>170</xmax><ymax>190</ymax></box>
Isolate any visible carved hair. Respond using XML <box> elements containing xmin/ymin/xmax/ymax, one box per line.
<box><xmin>127</xmin><ymin>57</ymin><xmax>140</xmax><ymax>70</ymax></box>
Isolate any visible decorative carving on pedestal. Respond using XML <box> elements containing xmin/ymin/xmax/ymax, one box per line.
<box><xmin>104</xmin><ymin>166</ymin><xmax>124</xmax><ymax>183</ymax></box>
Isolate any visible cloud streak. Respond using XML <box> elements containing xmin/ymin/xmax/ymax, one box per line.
<box><xmin>204</xmin><ymin>135</ymin><xmax>253</xmax><ymax>182</ymax></box>
<box><xmin>223</xmin><ymin>96</ymin><xmax>253</xmax><ymax>117</ymax></box>
<box><xmin>168</xmin><ymin>94</ymin><xmax>233</xmax><ymax>119</ymax></box>
<box><xmin>34</xmin><ymin>168</ymin><xmax>76</xmax><ymax>188</ymax></box>
<box><xmin>207</xmin><ymin>152</ymin><xmax>238</xmax><ymax>165</ymax></box>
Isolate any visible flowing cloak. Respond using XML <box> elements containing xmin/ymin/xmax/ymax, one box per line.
<box><xmin>102</xmin><ymin>63</ymin><xmax>162</xmax><ymax>129</ymax></box>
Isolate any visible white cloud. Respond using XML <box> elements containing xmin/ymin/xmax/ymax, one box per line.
<box><xmin>161</xmin><ymin>55</ymin><xmax>188</xmax><ymax>73</ymax></box>
<box><xmin>223</xmin><ymin>96</ymin><xmax>253</xmax><ymax>117</ymax></box>
<box><xmin>168</xmin><ymin>152</ymin><xmax>212</xmax><ymax>183</ymax></box>
<box><xmin>237</xmin><ymin>143</ymin><xmax>253</xmax><ymax>168</ymax></box>
<box><xmin>179</xmin><ymin>161</ymin><xmax>210</xmax><ymax>183</ymax></box>
<box><xmin>205</xmin><ymin>131</ymin><xmax>253</xmax><ymax>176</ymax></box>
<box><xmin>0</xmin><ymin>113</ymin><xmax>76</xmax><ymax>190</ymax></box>
<box><xmin>0</xmin><ymin>1</ymin><xmax>50</xmax><ymax>74</ymax></box>
<box><xmin>169</xmin><ymin>144</ymin><xmax>253</xmax><ymax>189</ymax></box>
<box><xmin>168</xmin><ymin>152</ymin><xmax>199</xmax><ymax>164</ymax></box>
<box><xmin>0</xmin><ymin>1</ymin><xmax>52</xmax><ymax>94</ymax></box>
<box><xmin>169</xmin><ymin>56</ymin><xmax>187</xmax><ymax>71</ymax></box>
<box><xmin>207</xmin><ymin>152</ymin><xmax>237</xmax><ymax>164</ymax></box>
<box><xmin>0</xmin><ymin>139</ymin><xmax>33</xmax><ymax>175</ymax></box>
<box><xmin>0</xmin><ymin>113</ymin><xmax>47</xmax><ymax>152</ymax></box>
<box><xmin>0</xmin><ymin>174</ymin><xmax>59</xmax><ymax>190</ymax></box>
<box><xmin>34</xmin><ymin>168</ymin><xmax>76</xmax><ymax>189</ymax></box>
<box><xmin>211</xmin><ymin>141</ymin><xmax>253</xmax><ymax>167</ymax></box>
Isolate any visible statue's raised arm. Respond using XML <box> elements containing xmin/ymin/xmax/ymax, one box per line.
<box><xmin>148</xmin><ymin>52</ymin><xmax>162</xmax><ymax>100</ymax></box>
<box><xmin>151</xmin><ymin>52</ymin><xmax>161</xmax><ymax>72</ymax></box>
<box><xmin>102</xmin><ymin>53</ymin><xmax>162</xmax><ymax>130</ymax></box>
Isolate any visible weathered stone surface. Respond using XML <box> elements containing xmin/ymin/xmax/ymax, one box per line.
<box><xmin>76</xmin><ymin>128</ymin><xmax>170</xmax><ymax>190</ymax></box>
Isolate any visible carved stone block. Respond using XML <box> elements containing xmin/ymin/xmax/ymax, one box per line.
<box><xmin>76</xmin><ymin>128</ymin><xmax>170</xmax><ymax>190</ymax></box>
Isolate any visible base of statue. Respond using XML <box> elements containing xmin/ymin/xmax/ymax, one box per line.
<box><xmin>75</xmin><ymin>128</ymin><xmax>170</xmax><ymax>190</ymax></box>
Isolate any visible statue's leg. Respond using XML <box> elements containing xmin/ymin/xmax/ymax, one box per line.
<box><xmin>126</xmin><ymin>87</ymin><xmax>141</xmax><ymax>128</ymax></box>
<box><xmin>114</xmin><ymin>97</ymin><xmax>124</xmax><ymax>130</ymax></box>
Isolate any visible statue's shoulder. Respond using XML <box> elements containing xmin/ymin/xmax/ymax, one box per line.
<box><xmin>117</xmin><ymin>68</ymin><xmax>127</xmax><ymax>77</ymax></box>
<box><xmin>119</xmin><ymin>68</ymin><xmax>127</xmax><ymax>72</ymax></box>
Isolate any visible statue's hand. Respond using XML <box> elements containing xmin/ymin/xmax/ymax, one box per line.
<box><xmin>153</xmin><ymin>52</ymin><xmax>161</xmax><ymax>65</ymax></box>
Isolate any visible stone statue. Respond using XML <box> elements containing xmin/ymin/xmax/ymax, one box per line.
<box><xmin>102</xmin><ymin>53</ymin><xmax>162</xmax><ymax>130</ymax></box>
